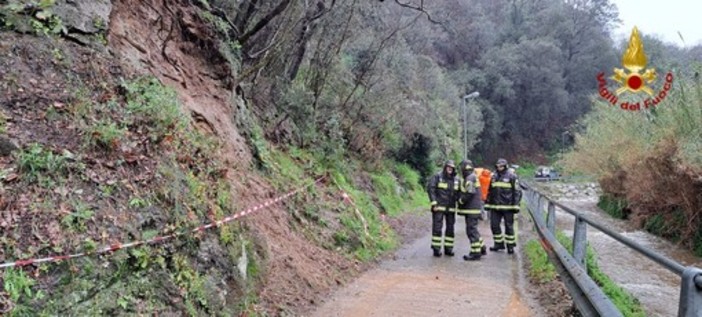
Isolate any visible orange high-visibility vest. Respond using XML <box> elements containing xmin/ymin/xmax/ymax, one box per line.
<box><xmin>478</xmin><ymin>169</ymin><xmax>492</xmax><ymax>201</ymax></box>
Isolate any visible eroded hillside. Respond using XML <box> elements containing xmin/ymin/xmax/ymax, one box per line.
<box><xmin>0</xmin><ymin>1</ymin><xmax>428</xmax><ymax>315</ymax></box>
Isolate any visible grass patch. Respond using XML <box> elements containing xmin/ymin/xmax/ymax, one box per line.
<box><xmin>394</xmin><ymin>163</ymin><xmax>429</xmax><ymax>209</ymax></box>
<box><xmin>556</xmin><ymin>232</ymin><xmax>645</xmax><ymax>317</ymax></box>
<box><xmin>370</xmin><ymin>170</ymin><xmax>403</xmax><ymax>216</ymax></box>
<box><xmin>172</xmin><ymin>254</ymin><xmax>209</xmax><ymax>315</ymax></box>
<box><xmin>597</xmin><ymin>194</ymin><xmax>628</xmax><ymax>219</ymax></box>
<box><xmin>2</xmin><ymin>267</ymin><xmax>44</xmax><ymax>317</ymax></box>
<box><xmin>123</xmin><ymin>77</ymin><xmax>187</xmax><ymax>140</ymax></box>
<box><xmin>268</xmin><ymin>147</ymin><xmax>306</xmax><ymax>190</ymax></box>
<box><xmin>514</xmin><ymin>161</ymin><xmax>537</xmax><ymax>180</ymax></box>
<box><xmin>370</xmin><ymin>163</ymin><xmax>428</xmax><ymax>216</ymax></box>
<box><xmin>85</xmin><ymin>120</ymin><xmax>126</xmax><ymax>150</ymax></box>
<box><xmin>60</xmin><ymin>200</ymin><xmax>94</xmax><ymax>232</ymax></box>
<box><xmin>524</xmin><ymin>239</ymin><xmax>557</xmax><ymax>283</ymax></box>
<box><xmin>16</xmin><ymin>143</ymin><xmax>68</xmax><ymax>183</ymax></box>
<box><xmin>331</xmin><ymin>169</ymin><xmax>398</xmax><ymax>261</ymax></box>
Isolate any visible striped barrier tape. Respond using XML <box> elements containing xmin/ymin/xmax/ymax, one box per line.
<box><xmin>0</xmin><ymin>176</ymin><xmax>326</xmax><ymax>269</ymax></box>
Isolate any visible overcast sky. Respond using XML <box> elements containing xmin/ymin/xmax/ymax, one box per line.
<box><xmin>611</xmin><ymin>0</ymin><xmax>702</xmax><ymax>47</ymax></box>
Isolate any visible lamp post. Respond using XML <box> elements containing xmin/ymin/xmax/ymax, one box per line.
<box><xmin>462</xmin><ymin>92</ymin><xmax>480</xmax><ymax>159</ymax></box>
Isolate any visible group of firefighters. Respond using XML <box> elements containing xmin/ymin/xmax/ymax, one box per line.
<box><xmin>426</xmin><ymin>158</ymin><xmax>522</xmax><ymax>261</ymax></box>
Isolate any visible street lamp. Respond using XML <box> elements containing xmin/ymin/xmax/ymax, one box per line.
<box><xmin>462</xmin><ymin>92</ymin><xmax>480</xmax><ymax>159</ymax></box>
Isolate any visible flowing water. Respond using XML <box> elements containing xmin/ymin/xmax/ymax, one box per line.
<box><xmin>540</xmin><ymin>182</ymin><xmax>702</xmax><ymax>317</ymax></box>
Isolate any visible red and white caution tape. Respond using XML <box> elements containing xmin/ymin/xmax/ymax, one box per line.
<box><xmin>0</xmin><ymin>177</ymin><xmax>325</xmax><ymax>269</ymax></box>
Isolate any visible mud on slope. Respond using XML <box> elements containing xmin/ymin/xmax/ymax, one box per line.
<box><xmin>107</xmin><ymin>0</ymin><xmax>363</xmax><ymax>313</ymax></box>
<box><xmin>1</xmin><ymin>0</ymin><xmax>361</xmax><ymax>315</ymax></box>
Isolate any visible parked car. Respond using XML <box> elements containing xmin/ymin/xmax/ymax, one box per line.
<box><xmin>534</xmin><ymin>166</ymin><xmax>560</xmax><ymax>181</ymax></box>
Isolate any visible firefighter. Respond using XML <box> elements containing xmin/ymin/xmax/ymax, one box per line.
<box><xmin>426</xmin><ymin>160</ymin><xmax>460</xmax><ymax>257</ymax></box>
<box><xmin>457</xmin><ymin>160</ymin><xmax>487</xmax><ymax>261</ymax></box>
<box><xmin>479</xmin><ymin>168</ymin><xmax>492</xmax><ymax>201</ymax></box>
<box><xmin>477</xmin><ymin>167</ymin><xmax>492</xmax><ymax>220</ymax></box>
<box><xmin>485</xmin><ymin>158</ymin><xmax>522</xmax><ymax>254</ymax></box>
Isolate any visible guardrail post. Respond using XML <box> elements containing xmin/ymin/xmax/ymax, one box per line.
<box><xmin>547</xmin><ymin>202</ymin><xmax>556</xmax><ymax>233</ymax></box>
<box><xmin>532</xmin><ymin>191</ymin><xmax>538</xmax><ymax>212</ymax></box>
<box><xmin>573</xmin><ymin>216</ymin><xmax>587</xmax><ymax>268</ymax></box>
<box><xmin>678</xmin><ymin>267</ymin><xmax>702</xmax><ymax>317</ymax></box>
<box><xmin>535</xmin><ymin>193</ymin><xmax>544</xmax><ymax>215</ymax></box>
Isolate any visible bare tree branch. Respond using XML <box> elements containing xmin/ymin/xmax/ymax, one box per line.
<box><xmin>392</xmin><ymin>0</ymin><xmax>441</xmax><ymax>24</ymax></box>
<box><xmin>238</xmin><ymin>0</ymin><xmax>293</xmax><ymax>44</ymax></box>
<box><xmin>343</xmin><ymin>13</ymin><xmax>423</xmax><ymax>124</ymax></box>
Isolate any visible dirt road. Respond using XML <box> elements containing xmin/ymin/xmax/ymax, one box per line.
<box><xmin>311</xmin><ymin>218</ymin><xmax>536</xmax><ymax>317</ymax></box>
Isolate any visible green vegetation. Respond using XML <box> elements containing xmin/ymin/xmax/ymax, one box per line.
<box><xmin>0</xmin><ymin>111</ymin><xmax>6</xmax><ymax>134</ymax></box>
<box><xmin>2</xmin><ymin>70</ymin><xmax>432</xmax><ymax>315</ymax></box>
<box><xmin>370</xmin><ymin>163</ymin><xmax>428</xmax><ymax>216</ymax></box>
<box><xmin>61</xmin><ymin>200</ymin><xmax>94</xmax><ymax>232</ymax></box>
<box><xmin>1</xmin><ymin>0</ymin><xmax>64</xmax><ymax>35</ymax></box>
<box><xmin>2</xmin><ymin>268</ymin><xmax>44</xmax><ymax>317</ymax></box>
<box><xmin>524</xmin><ymin>239</ymin><xmax>557</xmax><ymax>283</ymax></box>
<box><xmin>524</xmin><ymin>217</ymin><xmax>646</xmax><ymax>316</ymax></box>
<box><xmin>563</xmin><ymin>73</ymin><xmax>702</xmax><ymax>175</ymax></box>
<box><xmin>556</xmin><ymin>233</ymin><xmax>645</xmax><ymax>317</ymax></box>
<box><xmin>5</xmin><ymin>0</ymin><xmax>676</xmax><ymax>315</ymax></box>
<box><xmin>565</xmin><ymin>72</ymin><xmax>702</xmax><ymax>254</ymax></box>
<box><xmin>514</xmin><ymin>161</ymin><xmax>537</xmax><ymax>180</ymax></box>
<box><xmin>370</xmin><ymin>170</ymin><xmax>403</xmax><ymax>216</ymax></box>
<box><xmin>394</xmin><ymin>163</ymin><xmax>429</xmax><ymax>209</ymax></box>
<box><xmin>331</xmin><ymin>169</ymin><xmax>398</xmax><ymax>261</ymax></box>
<box><xmin>2</xmin><ymin>77</ymin><xmax>246</xmax><ymax>316</ymax></box>
<box><xmin>123</xmin><ymin>77</ymin><xmax>187</xmax><ymax>140</ymax></box>
<box><xmin>16</xmin><ymin>143</ymin><xmax>68</xmax><ymax>183</ymax></box>
<box><xmin>597</xmin><ymin>194</ymin><xmax>628</xmax><ymax>219</ymax></box>
<box><xmin>86</xmin><ymin>120</ymin><xmax>126</xmax><ymax>150</ymax></box>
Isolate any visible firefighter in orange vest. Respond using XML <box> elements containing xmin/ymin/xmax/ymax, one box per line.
<box><xmin>478</xmin><ymin>168</ymin><xmax>492</xmax><ymax>202</ymax></box>
<box><xmin>426</xmin><ymin>160</ymin><xmax>460</xmax><ymax>257</ymax></box>
<box><xmin>475</xmin><ymin>167</ymin><xmax>492</xmax><ymax>220</ymax></box>
<box><xmin>458</xmin><ymin>160</ymin><xmax>487</xmax><ymax>261</ymax></box>
<box><xmin>485</xmin><ymin>158</ymin><xmax>522</xmax><ymax>254</ymax></box>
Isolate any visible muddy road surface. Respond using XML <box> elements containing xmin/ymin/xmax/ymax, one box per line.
<box><xmin>311</xmin><ymin>219</ymin><xmax>537</xmax><ymax>317</ymax></box>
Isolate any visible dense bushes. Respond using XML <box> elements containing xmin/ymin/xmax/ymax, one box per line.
<box><xmin>564</xmin><ymin>72</ymin><xmax>702</xmax><ymax>254</ymax></box>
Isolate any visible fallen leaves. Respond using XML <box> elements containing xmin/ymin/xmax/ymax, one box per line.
<box><xmin>2</xmin><ymin>172</ymin><xmax>18</xmax><ymax>183</ymax></box>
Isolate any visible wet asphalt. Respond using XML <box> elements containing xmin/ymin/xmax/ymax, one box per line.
<box><xmin>311</xmin><ymin>216</ymin><xmax>534</xmax><ymax>317</ymax></box>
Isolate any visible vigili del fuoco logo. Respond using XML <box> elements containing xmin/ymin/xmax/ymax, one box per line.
<box><xmin>596</xmin><ymin>27</ymin><xmax>674</xmax><ymax>111</ymax></box>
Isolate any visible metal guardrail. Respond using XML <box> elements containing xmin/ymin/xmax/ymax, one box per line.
<box><xmin>521</xmin><ymin>181</ymin><xmax>702</xmax><ymax>317</ymax></box>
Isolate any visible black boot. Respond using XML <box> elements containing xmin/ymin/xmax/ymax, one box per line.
<box><xmin>444</xmin><ymin>248</ymin><xmax>455</xmax><ymax>256</ymax></box>
<box><xmin>481</xmin><ymin>245</ymin><xmax>487</xmax><ymax>255</ymax></box>
<box><xmin>463</xmin><ymin>253</ymin><xmax>481</xmax><ymax>261</ymax></box>
<box><xmin>507</xmin><ymin>246</ymin><xmax>514</xmax><ymax>254</ymax></box>
<box><xmin>433</xmin><ymin>248</ymin><xmax>442</xmax><ymax>257</ymax></box>
<box><xmin>489</xmin><ymin>243</ymin><xmax>505</xmax><ymax>252</ymax></box>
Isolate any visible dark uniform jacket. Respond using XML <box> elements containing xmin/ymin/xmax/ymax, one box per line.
<box><xmin>485</xmin><ymin>170</ymin><xmax>522</xmax><ymax>212</ymax></box>
<box><xmin>427</xmin><ymin>170</ymin><xmax>459</xmax><ymax>211</ymax></box>
<box><xmin>458</xmin><ymin>173</ymin><xmax>483</xmax><ymax>216</ymax></box>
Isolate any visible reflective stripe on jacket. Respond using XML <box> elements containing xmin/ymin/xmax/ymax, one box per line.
<box><xmin>485</xmin><ymin>170</ymin><xmax>522</xmax><ymax>212</ymax></box>
<box><xmin>457</xmin><ymin>173</ymin><xmax>483</xmax><ymax>215</ymax></box>
<box><xmin>427</xmin><ymin>171</ymin><xmax>459</xmax><ymax>209</ymax></box>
